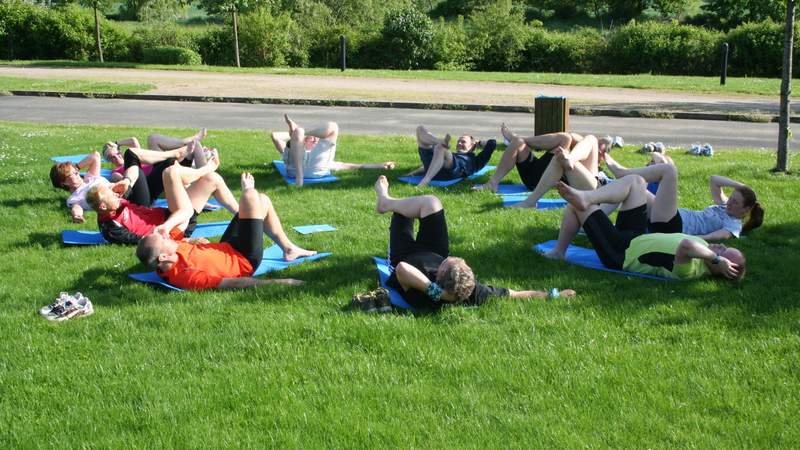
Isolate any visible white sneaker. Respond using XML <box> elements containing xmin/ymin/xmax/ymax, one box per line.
<box><xmin>41</xmin><ymin>293</ymin><xmax>94</xmax><ymax>321</ymax></box>
<box><xmin>701</xmin><ymin>143</ymin><xmax>714</xmax><ymax>157</ymax></box>
<box><xmin>39</xmin><ymin>292</ymin><xmax>72</xmax><ymax>316</ymax></box>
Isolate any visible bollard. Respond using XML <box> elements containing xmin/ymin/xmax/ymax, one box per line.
<box><xmin>340</xmin><ymin>35</ymin><xmax>346</xmax><ymax>72</ymax></box>
<box><xmin>720</xmin><ymin>42</ymin><xmax>729</xmax><ymax>86</ymax></box>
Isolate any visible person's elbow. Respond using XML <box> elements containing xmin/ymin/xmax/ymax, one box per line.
<box><xmin>676</xmin><ymin>238</ymin><xmax>695</xmax><ymax>257</ymax></box>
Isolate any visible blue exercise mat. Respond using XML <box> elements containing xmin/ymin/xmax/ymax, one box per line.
<box><xmin>51</xmin><ymin>154</ymin><xmax>88</xmax><ymax>164</ymax></box>
<box><xmin>130</xmin><ymin>244</ymin><xmax>332</xmax><ymax>291</ymax></box>
<box><xmin>472</xmin><ymin>183</ymin><xmax>530</xmax><ymax>195</ymax></box>
<box><xmin>372</xmin><ymin>257</ymin><xmax>412</xmax><ymax>309</ymax></box>
<box><xmin>533</xmin><ymin>240</ymin><xmax>670</xmax><ymax>281</ymax></box>
<box><xmin>398</xmin><ymin>165</ymin><xmax>496</xmax><ymax>187</ymax></box>
<box><xmin>152</xmin><ymin>198</ymin><xmax>222</xmax><ymax>211</ymax></box>
<box><xmin>293</xmin><ymin>224</ymin><xmax>337</xmax><ymax>235</ymax></box>
<box><xmin>272</xmin><ymin>160</ymin><xmax>339</xmax><ymax>185</ymax></box>
<box><xmin>502</xmin><ymin>195</ymin><xmax>567</xmax><ymax>209</ymax></box>
<box><xmin>62</xmin><ymin>220</ymin><xmax>232</xmax><ymax>245</ymax></box>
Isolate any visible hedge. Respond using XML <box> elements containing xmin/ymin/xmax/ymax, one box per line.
<box><xmin>0</xmin><ymin>1</ymin><xmax>797</xmax><ymax>78</ymax></box>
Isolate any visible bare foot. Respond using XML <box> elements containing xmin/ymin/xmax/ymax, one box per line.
<box><xmin>442</xmin><ymin>133</ymin><xmax>451</xmax><ymax>148</ymax></box>
<box><xmin>267</xmin><ymin>278</ymin><xmax>304</xmax><ymax>286</ymax></box>
<box><xmin>283</xmin><ymin>245</ymin><xmax>316</xmax><ymax>262</ymax></box>
<box><xmin>474</xmin><ymin>179</ymin><xmax>498</xmax><ymax>193</ymax></box>
<box><xmin>241</xmin><ymin>172</ymin><xmax>255</xmax><ymax>191</ymax></box>
<box><xmin>543</xmin><ymin>249</ymin><xmax>566</xmax><ymax>260</ymax></box>
<box><xmin>556</xmin><ymin>181</ymin><xmax>588</xmax><ymax>210</ymax></box>
<box><xmin>193</xmin><ymin>128</ymin><xmax>207</xmax><ymax>142</ymax></box>
<box><xmin>284</xmin><ymin>114</ymin><xmax>297</xmax><ymax>133</ymax></box>
<box><xmin>500</xmin><ymin>123</ymin><xmax>513</xmax><ymax>141</ymax></box>
<box><xmin>383</xmin><ymin>161</ymin><xmax>396</xmax><ymax>170</ymax></box>
<box><xmin>204</xmin><ymin>153</ymin><xmax>220</xmax><ymax>173</ymax></box>
<box><xmin>560</xmin><ymin>289</ymin><xmax>576</xmax><ymax>297</ymax></box>
<box><xmin>554</xmin><ymin>147</ymin><xmax>574</xmax><ymax>171</ymax></box>
<box><xmin>509</xmin><ymin>199</ymin><xmax>538</xmax><ymax>209</ymax></box>
<box><xmin>375</xmin><ymin>175</ymin><xmax>390</xmax><ymax>213</ymax></box>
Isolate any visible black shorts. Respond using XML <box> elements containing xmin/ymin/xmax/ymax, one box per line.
<box><xmin>123</xmin><ymin>149</ymin><xmax>176</xmax><ymax>206</ymax></box>
<box><xmin>388</xmin><ymin>209</ymin><xmax>449</xmax><ymax>266</ymax></box>
<box><xmin>182</xmin><ymin>211</ymin><xmax>200</xmax><ymax>238</ymax></box>
<box><xmin>583</xmin><ymin>204</ymin><xmax>648</xmax><ymax>270</ymax></box>
<box><xmin>649</xmin><ymin>212</ymin><xmax>682</xmax><ymax>234</ymax></box>
<box><xmin>220</xmin><ymin>215</ymin><xmax>264</xmax><ymax>270</ymax></box>
<box><xmin>516</xmin><ymin>151</ymin><xmax>567</xmax><ymax>190</ymax></box>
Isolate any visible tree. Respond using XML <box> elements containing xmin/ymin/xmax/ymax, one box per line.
<box><xmin>777</xmin><ymin>0</ymin><xmax>795</xmax><ymax>172</ymax></box>
<box><xmin>198</xmin><ymin>0</ymin><xmax>269</xmax><ymax>67</ymax></box>
<box><xmin>78</xmin><ymin>0</ymin><xmax>109</xmax><ymax>62</ymax></box>
<box><xmin>701</xmin><ymin>0</ymin><xmax>784</xmax><ymax>30</ymax></box>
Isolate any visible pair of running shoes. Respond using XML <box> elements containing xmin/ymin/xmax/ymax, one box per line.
<box><xmin>39</xmin><ymin>292</ymin><xmax>94</xmax><ymax>321</ymax></box>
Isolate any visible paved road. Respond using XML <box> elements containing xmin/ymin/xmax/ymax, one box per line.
<box><xmin>0</xmin><ymin>96</ymin><xmax>792</xmax><ymax>150</ymax></box>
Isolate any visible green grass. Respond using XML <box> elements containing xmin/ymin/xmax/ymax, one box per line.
<box><xmin>0</xmin><ymin>120</ymin><xmax>798</xmax><ymax>447</ymax></box>
<box><xmin>1</xmin><ymin>59</ymin><xmax>792</xmax><ymax>97</ymax></box>
<box><xmin>0</xmin><ymin>75</ymin><xmax>153</xmax><ymax>95</ymax></box>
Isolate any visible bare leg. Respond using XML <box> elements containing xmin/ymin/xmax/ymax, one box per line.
<box><xmin>330</xmin><ymin>161</ymin><xmax>396</xmax><ymax>171</ymax></box>
<box><xmin>511</xmin><ymin>147</ymin><xmax>598</xmax><ymax>209</ymax></box>
<box><xmin>375</xmin><ymin>175</ymin><xmax>442</xmax><ymax>218</ymax></box>
<box><xmin>304</xmin><ymin>121</ymin><xmax>339</xmax><ymax>140</ymax></box>
<box><xmin>186</xmin><ymin>172</ymin><xmax>239</xmax><ymax>214</ymax></box>
<box><xmin>546</xmin><ymin>202</ymin><xmax>618</xmax><ymax>259</ymax></box>
<box><xmin>271</xmin><ymin>131</ymin><xmax>290</xmax><ymax>154</ymax></box>
<box><xmin>147</xmin><ymin>129</ymin><xmax>206</xmax><ymax>151</ymax></box>
<box><xmin>416</xmin><ymin>125</ymin><xmax>450</xmax><ymax>149</ymax></box>
<box><xmin>289</xmin><ymin>127</ymin><xmax>306</xmax><ymax>187</ymax></box>
<box><xmin>476</xmin><ymin>134</ymin><xmax>531</xmax><ymax>192</ymax></box>
<box><xmin>417</xmin><ymin>144</ymin><xmax>454</xmax><ymax>188</ymax></box>
<box><xmin>167</xmin><ymin>155</ymin><xmax>220</xmax><ymax>186</ymax></box>
<box><xmin>557</xmin><ymin>175</ymin><xmax>648</xmax><ymax>211</ymax></box>
<box><xmin>126</xmin><ymin>146</ymin><xmax>186</xmax><ymax>165</ymax></box>
<box><xmin>160</xmin><ymin>164</ymin><xmax>195</xmax><ymax>231</ymax></box>
<box><xmin>642</xmin><ymin>164</ymin><xmax>679</xmax><ymax>223</ymax></box>
<box><xmin>565</xmin><ymin>134</ymin><xmax>599</xmax><ymax>176</ymax></box>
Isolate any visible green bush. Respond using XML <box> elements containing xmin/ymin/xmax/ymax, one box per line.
<box><xmin>605</xmin><ymin>21</ymin><xmax>723</xmax><ymax>75</ymax></box>
<box><xmin>142</xmin><ymin>45</ymin><xmax>202</xmax><ymax>65</ymax></box>
<box><xmin>467</xmin><ymin>1</ymin><xmax>530</xmax><ymax>71</ymax></box>
<box><xmin>431</xmin><ymin>16</ymin><xmax>471</xmax><ymax>71</ymax></box>
<box><xmin>726</xmin><ymin>20</ymin><xmax>798</xmax><ymax>77</ymax></box>
<box><xmin>380</xmin><ymin>6</ymin><xmax>435</xmax><ymax>70</ymax></box>
<box><xmin>522</xmin><ymin>26</ymin><xmax>605</xmax><ymax>73</ymax></box>
<box><xmin>196</xmin><ymin>25</ymin><xmax>234</xmax><ymax>66</ymax></box>
<box><xmin>236</xmin><ymin>8</ymin><xmax>308</xmax><ymax>67</ymax></box>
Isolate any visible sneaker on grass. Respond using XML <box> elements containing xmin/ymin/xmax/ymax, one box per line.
<box><xmin>373</xmin><ymin>288</ymin><xmax>392</xmax><ymax>313</ymax></box>
<box><xmin>41</xmin><ymin>293</ymin><xmax>94</xmax><ymax>321</ymax></box>
<box><xmin>350</xmin><ymin>291</ymin><xmax>377</xmax><ymax>313</ymax></box>
<box><xmin>39</xmin><ymin>292</ymin><xmax>72</xmax><ymax>316</ymax></box>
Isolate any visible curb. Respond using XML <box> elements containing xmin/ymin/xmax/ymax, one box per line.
<box><xmin>7</xmin><ymin>90</ymin><xmax>798</xmax><ymax>124</ymax></box>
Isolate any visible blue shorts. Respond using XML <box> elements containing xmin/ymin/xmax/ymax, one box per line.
<box><xmin>418</xmin><ymin>147</ymin><xmax>475</xmax><ymax>180</ymax></box>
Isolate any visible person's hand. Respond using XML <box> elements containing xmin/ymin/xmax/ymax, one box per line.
<box><xmin>111</xmin><ymin>180</ymin><xmax>129</xmax><ymax>196</ymax></box>
<box><xmin>560</xmin><ymin>289</ymin><xmax>576</xmax><ymax>297</ymax></box>
<box><xmin>186</xmin><ymin>237</ymin><xmax>210</xmax><ymax>244</ymax></box>
<box><xmin>241</xmin><ymin>172</ymin><xmax>255</xmax><ymax>191</ymax></box>
<box><xmin>72</xmin><ymin>214</ymin><xmax>85</xmax><ymax>224</ymax></box>
<box><xmin>270</xmin><ymin>278</ymin><xmax>304</xmax><ymax>286</ymax></box>
<box><xmin>154</xmin><ymin>224</ymin><xmax>170</xmax><ymax>239</ymax></box>
<box><xmin>717</xmin><ymin>256</ymin><xmax>740</xmax><ymax>279</ymax></box>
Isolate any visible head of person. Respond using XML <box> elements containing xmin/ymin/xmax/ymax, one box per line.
<box><xmin>455</xmin><ymin>135</ymin><xmax>478</xmax><ymax>153</ymax></box>
<box><xmin>49</xmin><ymin>162</ymin><xmax>83</xmax><ymax>192</ymax></box>
<box><xmin>103</xmin><ymin>142</ymin><xmax>124</xmax><ymax>168</ymax></box>
<box><xmin>435</xmin><ymin>256</ymin><xmax>475</xmax><ymax>302</ymax></box>
<box><xmin>726</xmin><ymin>186</ymin><xmax>764</xmax><ymax>234</ymax></box>
<box><xmin>285</xmin><ymin>135</ymin><xmax>321</xmax><ymax>151</ymax></box>
<box><xmin>598</xmin><ymin>135</ymin><xmax>613</xmax><ymax>155</ymax></box>
<box><xmin>708</xmin><ymin>243</ymin><xmax>747</xmax><ymax>281</ymax></box>
<box><xmin>137</xmin><ymin>232</ymin><xmax>179</xmax><ymax>272</ymax></box>
<box><xmin>86</xmin><ymin>184</ymin><xmax>122</xmax><ymax>213</ymax></box>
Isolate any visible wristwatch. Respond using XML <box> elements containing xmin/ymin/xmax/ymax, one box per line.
<box><xmin>712</xmin><ymin>255</ymin><xmax>721</xmax><ymax>265</ymax></box>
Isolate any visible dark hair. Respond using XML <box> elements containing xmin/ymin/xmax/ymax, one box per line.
<box><xmin>136</xmin><ymin>235</ymin><xmax>162</xmax><ymax>268</ymax></box>
<box><xmin>49</xmin><ymin>162</ymin><xmax>74</xmax><ymax>190</ymax></box>
<box><xmin>737</xmin><ymin>186</ymin><xmax>764</xmax><ymax>235</ymax></box>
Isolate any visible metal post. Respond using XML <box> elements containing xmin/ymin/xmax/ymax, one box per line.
<box><xmin>340</xmin><ymin>35</ymin><xmax>346</xmax><ymax>71</ymax></box>
<box><xmin>720</xmin><ymin>42</ymin><xmax>729</xmax><ymax>85</ymax></box>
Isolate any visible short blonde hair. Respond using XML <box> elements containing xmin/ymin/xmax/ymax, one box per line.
<box><xmin>102</xmin><ymin>141</ymin><xmax>117</xmax><ymax>159</ymax></box>
<box><xmin>437</xmin><ymin>257</ymin><xmax>475</xmax><ymax>301</ymax></box>
<box><xmin>85</xmin><ymin>184</ymin><xmax>104</xmax><ymax>211</ymax></box>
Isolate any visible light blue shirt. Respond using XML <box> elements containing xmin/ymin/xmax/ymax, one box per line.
<box><xmin>678</xmin><ymin>205</ymin><xmax>742</xmax><ymax>238</ymax></box>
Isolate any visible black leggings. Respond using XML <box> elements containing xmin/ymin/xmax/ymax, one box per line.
<box><xmin>220</xmin><ymin>214</ymin><xmax>264</xmax><ymax>270</ymax></box>
<box><xmin>388</xmin><ymin>210</ymin><xmax>449</xmax><ymax>266</ymax></box>
<box><xmin>123</xmin><ymin>150</ymin><xmax>192</xmax><ymax>206</ymax></box>
<box><xmin>583</xmin><ymin>205</ymin><xmax>648</xmax><ymax>270</ymax></box>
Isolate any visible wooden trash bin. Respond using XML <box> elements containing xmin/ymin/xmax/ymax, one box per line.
<box><xmin>534</xmin><ymin>96</ymin><xmax>569</xmax><ymax>135</ymax></box>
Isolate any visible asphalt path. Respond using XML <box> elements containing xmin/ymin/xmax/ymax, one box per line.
<box><xmin>0</xmin><ymin>96</ymin><xmax>792</xmax><ymax>150</ymax></box>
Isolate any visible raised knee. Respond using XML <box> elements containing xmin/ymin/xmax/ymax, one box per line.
<box><xmin>631</xmin><ymin>174</ymin><xmax>647</xmax><ymax>188</ymax></box>
<box><xmin>424</xmin><ymin>195</ymin><xmax>443</xmax><ymax>213</ymax></box>
<box><xmin>161</xmin><ymin>164</ymin><xmax>179</xmax><ymax>181</ymax></box>
<box><xmin>511</xmin><ymin>137</ymin><xmax>526</xmax><ymax>150</ymax></box>
<box><xmin>291</xmin><ymin>127</ymin><xmax>305</xmax><ymax>140</ymax></box>
<box><xmin>326</xmin><ymin>122</ymin><xmax>339</xmax><ymax>133</ymax></box>
<box><xmin>259</xmin><ymin>193</ymin><xmax>273</xmax><ymax>210</ymax></box>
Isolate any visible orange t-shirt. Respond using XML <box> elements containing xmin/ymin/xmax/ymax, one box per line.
<box><xmin>159</xmin><ymin>241</ymin><xmax>255</xmax><ymax>290</ymax></box>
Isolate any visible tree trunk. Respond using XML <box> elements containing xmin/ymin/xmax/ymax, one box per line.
<box><xmin>94</xmin><ymin>2</ymin><xmax>104</xmax><ymax>63</ymax></box>
<box><xmin>232</xmin><ymin>9</ymin><xmax>240</xmax><ymax>68</ymax></box>
<box><xmin>777</xmin><ymin>0</ymin><xmax>795</xmax><ymax>172</ymax></box>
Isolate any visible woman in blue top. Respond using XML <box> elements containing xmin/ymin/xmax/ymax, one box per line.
<box><xmin>406</xmin><ymin>125</ymin><xmax>496</xmax><ymax>188</ymax></box>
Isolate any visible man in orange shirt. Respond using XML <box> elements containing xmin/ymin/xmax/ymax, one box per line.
<box><xmin>136</xmin><ymin>172</ymin><xmax>315</xmax><ymax>290</ymax></box>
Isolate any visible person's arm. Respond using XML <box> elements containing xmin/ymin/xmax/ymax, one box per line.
<box><xmin>70</xmin><ymin>204</ymin><xmax>85</xmax><ymax>223</ymax></box>
<box><xmin>394</xmin><ymin>262</ymin><xmax>432</xmax><ymax>292</ymax></box>
<box><xmin>406</xmin><ymin>165</ymin><xmax>425</xmax><ymax>176</ymax></box>
<box><xmin>698</xmin><ymin>229</ymin><xmax>734</xmax><ymax>241</ymax></box>
<box><xmin>507</xmin><ymin>288</ymin><xmax>576</xmax><ymax>299</ymax></box>
<box><xmin>156</xmin><ymin>208</ymin><xmax>194</xmax><ymax>238</ymax></box>
<box><xmin>77</xmin><ymin>151</ymin><xmax>102</xmax><ymax>177</ymax></box>
<box><xmin>473</xmin><ymin>139</ymin><xmax>497</xmax><ymax>169</ymax></box>
<box><xmin>116</xmin><ymin>137</ymin><xmax>140</xmax><ymax>148</ymax></box>
<box><xmin>99</xmin><ymin>220</ymin><xmax>142</xmax><ymax>245</ymax></box>
<box><xmin>709</xmin><ymin>175</ymin><xmax>746</xmax><ymax>205</ymax></box>
<box><xmin>217</xmin><ymin>277</ymin><xmax>304</xmax><ymax>289</ymax></box>
<box><xmin>675</xmin><ymin>238</ymin><xmax>739</xmax><ymax>278</ymax></box>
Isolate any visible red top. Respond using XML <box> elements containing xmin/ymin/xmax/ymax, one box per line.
<box><xmin>159</xmin><ymin>241</ymin><xmax>254</xmax><ymax>290</ymax></box>
<box><xmin>98</xmin><ymin>199</ymin><xmax>170</xmax><ymax>237</ymax></box>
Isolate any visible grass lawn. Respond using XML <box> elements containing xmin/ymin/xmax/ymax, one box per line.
<box><xmin>0</xmin><ymin>75</ymin><xmax>153</xmax><ymax>95</ymax></box>
<box><xmin>0</xmin><ymin>60</ymin><xmax>791</xmax><ymax>97</ymax></box>
<box><xmin>0</xmin><ymin>120</ymin><xmax>798</xmax><ymax>447</ymax></box>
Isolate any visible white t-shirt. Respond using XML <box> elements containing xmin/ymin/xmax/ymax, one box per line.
<box><xmin>678</xmin><ymin>204</ymin><xmax>742</xmax><ymax>238</ymax></box>
<box><xmin>66</xmin><ymin>174</ymin><xmax>109</xmax><ymax>211</ymax></box>
<box><xmin>283</xmin><ymin>139</ymin><xmax>337</xmax><ymax>178</ymax></box>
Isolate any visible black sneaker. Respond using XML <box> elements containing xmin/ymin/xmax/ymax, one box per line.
<box><xmin>350</xmin><ymin>291</ymin><xmax>377</xmax><ymax>313</ymax></box>
<box><xmin>374</xmin><ymin>288</ymin><xmax>392</xmax><ymax>313</ymax></box>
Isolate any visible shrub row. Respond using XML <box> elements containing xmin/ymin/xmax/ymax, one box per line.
<box><xmin>0</xmin><ymin>1</ymin><xmax>796</xmax><ymax>77</ymax></box>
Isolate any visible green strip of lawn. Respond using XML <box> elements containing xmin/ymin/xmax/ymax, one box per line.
<box><xmin>0</xmin><ymin>75</ymin><xmax>152</xmax><ymax>94</ymax></box>
<box><xmin>0</xmin><ymin>59</ymin><xmax>789</xmax><ymax>97</ymax></box>
<box><xmin>0</xmin><ymin>120</ymin><xmax>797</xmax><ymax>447</ymax></box>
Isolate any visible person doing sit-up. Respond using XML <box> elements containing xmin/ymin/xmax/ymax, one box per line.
<box><xmin>102</xmin><ymin>129</ymin><xmax>209</xmax><ymax>182</ymax></box>
<box><xmin>87</xmin><ymin>155</ymin><xmax>238</xmax><ymax>245</ymax></box>
<box><xmin>270</xmin><ymin>115</ymin><xmax>395</xmax><ymax>187</ymax></box>
<box><xmin>136</xmin><ymin>172</ymin><xmax>316</xmax><ymax>290</ymax></box>
<box><xmin>554</xmin><ymin>175</ymin><xmax>746</xmax><ymax>281</ymax></box>
<box><xmin>406</xmin><ymin>125</ymin><xmax>496</xmax><ymax>188</ymax></box>
<box><xmin>374</xmin><ymin>175</ymin><xmax>574</xmax><ymax>309</ymax></box>
<box><xmin>477</xmin><ymin>124</ymin><xmax>610</xmax><ymax>209</ymax></box>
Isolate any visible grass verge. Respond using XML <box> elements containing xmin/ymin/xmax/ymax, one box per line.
<box><xmin>0</xmin><ymin>75</ymin><xmax>153</xmax><ymax>95</ymax></box>
<box><xmin>0</xmin><ymin>120</ymin><xmax>798</xmax><ymax>447</ymax></box>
